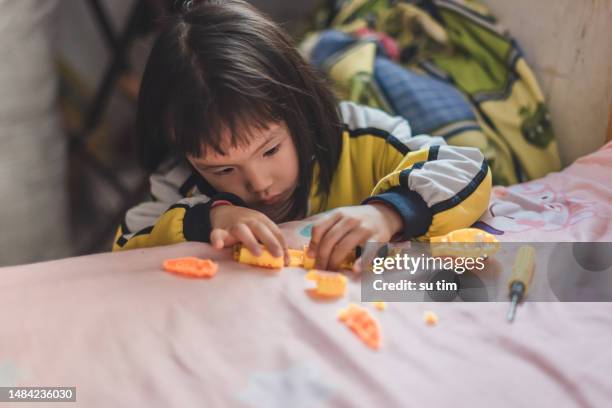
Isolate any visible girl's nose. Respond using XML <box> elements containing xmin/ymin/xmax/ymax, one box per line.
<box><xmin>247</xmin><ymin>172</ymin><xmax>273</xmax><ymax>194</ymax></box>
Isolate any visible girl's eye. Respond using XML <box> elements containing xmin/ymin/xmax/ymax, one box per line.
<box><xmin>264</xmin><ymin>144</ymin><xmax>281</xmax><ymax>157</ymax></box>
<box><xmin>213</xmin><ymin>168</ymin><xmax>234</xmax><ymax>176</ymax></box>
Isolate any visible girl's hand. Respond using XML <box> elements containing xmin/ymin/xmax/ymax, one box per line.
<box><xmin>306</xmin><ymin>203</ymin><xmax>403</xmax><ymax>271</ymax></box>
<box><xmin>210</xmin><ymin>205</ymin><xmax>288</xmax><ymax>260</ymax></box>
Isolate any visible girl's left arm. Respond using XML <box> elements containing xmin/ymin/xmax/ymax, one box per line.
<box><xmin>364</xmin><ymin>139</ymin><xmax>492</xmax><ymax>241</ymax></box>
<box><xmin>307</xmin><ymin>102</ymin><xmax>492</xmax><ymax>270</ymax></box>
<box><xmin>308</xmin><ymin>140</ymin><xmax>492</xmax><ymax>270</ymax></box>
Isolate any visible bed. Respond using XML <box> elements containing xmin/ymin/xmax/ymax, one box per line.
<box><xmin>1</xmin><ymin>142</ymin><xmax>611</xmax><ymax>407</ymax></box>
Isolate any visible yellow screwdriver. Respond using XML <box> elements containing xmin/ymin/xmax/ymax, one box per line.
<box><xmin>506</xmin><ymin>245</ymin><xmax>536</xmax><ymax>322</ymax></box>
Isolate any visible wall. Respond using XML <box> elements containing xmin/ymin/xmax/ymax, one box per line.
<box><xmin>0</xmin><ymin>1</ymin><xmax>69</xmax><ymax>265</ymax></box>
<box><xmin>483</xmin><ymin>0</ymin><xmax>612</xmax><ymax>166</ymax></box>
<box><xmin>56</xmin><ymin>0</ymin><xmax>136</xmax><ymax>86</ymax></box>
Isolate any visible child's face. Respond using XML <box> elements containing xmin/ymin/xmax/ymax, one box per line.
<box><xmin>187</xmin><ymin>121</ymin><xmax>299</xmax><ymax>219</ymax></box>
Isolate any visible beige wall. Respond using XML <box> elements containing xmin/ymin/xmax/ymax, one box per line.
<box><xmin>0</xmin><ymin>1</ymin><xmax>69</xmax><ymax>265</ymax></box>
<box><xmin>483</xmin><ymin>0</ymin><xmax>612</xmax><ymax>166</ymax></box>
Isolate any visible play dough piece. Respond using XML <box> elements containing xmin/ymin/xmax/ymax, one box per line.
<box><xmin>338</xmin><ymin>304</ymin><xmax>381</xmax><ymax>350</ymax></box>
<box><xmin>303</xmin><ymin>245</ymin><xmax>355</xmax><ymax>270</ymax></box>
<box><xmin>305</xmin><ymin>270</ymin><xmax>347</xmax><ymax>298</ymax></box>
<box><xmin>233</xmin><ymin>245</ymin><xmax>283</xmax><ymax>269</ymax></box>
<box><xmin>163</xmin><ymin>257</ymin><xmax>218</xmax><ymax>278</ymax></box>
<box><xmin>423</xmin><ymin>311</ymin><xmax>438</xmax><ymax>326</ymax></box>
<box><xmin>430</xmin><ymin>228</ymin><xmax>499</xmax><ymax>258</ymax></box>
<box><xmin>288</xmin><ymin>248</ymin><xmax>306</xmax><ymax>267</ymax></box>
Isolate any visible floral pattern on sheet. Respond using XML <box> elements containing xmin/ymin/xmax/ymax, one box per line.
<box><xmin>477</xmin><ymin>182</ymin><xmax>598</xmax><ymax>234</ymax></box>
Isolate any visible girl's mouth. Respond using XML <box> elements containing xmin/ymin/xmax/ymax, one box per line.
<box><xmin>262</xmin><ymin>193</ymin><xmax>283</xmax><ymax>205</ymax></box>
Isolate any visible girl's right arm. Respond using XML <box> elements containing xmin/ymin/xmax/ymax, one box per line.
<box><xmin>112</xmin><ymin>159</ymin><xmax>286</xmax><ymax>256</ymax></box>
<box><xmin>112</xmin><ymin>159</ymin><xmax>219</xmax><ymax>251</ymax></box>
<box><xmin>112</xmin><ymin>195</ymin><xmax>214</xmax><ymax>251</ymax></box>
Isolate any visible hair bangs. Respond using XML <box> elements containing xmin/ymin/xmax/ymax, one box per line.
<box><xmin>165</xmin><ymin>72</ymin><xmax>284</xmax><ymax>159</ymax></box>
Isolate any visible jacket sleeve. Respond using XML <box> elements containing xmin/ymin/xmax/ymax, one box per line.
<box><xmin>112</xmin><ymin>198</ymin><xmax>214</xmax><ymax>252</ymax></box>
<box><xmin>346</xmin><ymin>103</ymin><xmax>492</xmax><ymax>240</ymax></box>
<box><xmin>112</xmin><ymin>161</ymin><xmax>244</xmax><ymax>251</ymax></box>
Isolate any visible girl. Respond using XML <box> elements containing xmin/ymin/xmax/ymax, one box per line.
<box><xmin>113</xmin><ymin>0</ymin><xmax>492</xmax><ymax>271</ymax></box>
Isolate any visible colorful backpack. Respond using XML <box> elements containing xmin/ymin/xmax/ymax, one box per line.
<box><xmin>303</xmin><ymin>0</ymin><xmax>560</xmax><ymax>185</ymax></box>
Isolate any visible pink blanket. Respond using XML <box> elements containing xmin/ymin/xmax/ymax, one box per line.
<box><xmin>1</xmin><ymin>143</ymin><xmax>611</xmax><ymax>407</ymax></box>
<box><xmin>476</xmin><ymin>141</ymin><xmax>612</xmax><ymax>241</ymax></box>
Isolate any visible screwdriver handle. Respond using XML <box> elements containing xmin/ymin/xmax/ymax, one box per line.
<box><xmin>508</xmin><ymin>245</ymin><xmax>536</xmax><ymax>297</ymax></box>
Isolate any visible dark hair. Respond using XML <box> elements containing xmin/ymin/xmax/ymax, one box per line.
<box><xmin>137</xmin><ymin>0</ymin><xmax>342</xmax><ymax>220</ymax></box>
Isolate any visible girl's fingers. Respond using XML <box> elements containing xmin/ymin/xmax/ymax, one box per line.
<box><xmin>308</xmin><ymin>211</ymin><xmax>342</xmax><ymax>258</ymax></box>
<box><xmin>248</xmin><ymin>221</ymin><xmax>284</xmax><ymax>258</ymax></box>
<box><xmin>210</xmin><ymin>228</ymin><xmax>240</xmax><ymax>249</ymax></box>
<box><xmin>315</xmin><ymin>217</ymin><xmax>359</xmax><ymax>270</ymax></box>
<box><xmin>350</xmin><ymin>235</ymin><xmax>383</xmax><ymax>274</ymax></box>
<box><xmin>261</xmin><ymin>218</ymin><xmax>288</xmax><ymax>252</ymax></box>
<box><xmin>352</xmin><ymin>256</ymin><xmax>363</xmax><ymax>274</ymax></box>
<box><xmin>262</xmin><ymin>219</ymin><xmax>290</xmax><ymax>265</ymax></box>
<box><xmin>210</xmin><ymin>228</ymin><xmax>228</xmax><ymax>249</ymax></box>
<box><xmin>328</xmin><ymin>227</ymin><xmax>373</xmax><ymax>270</ymax></box>
<box><xmin>230</xmin><ymin>223</ymin><xmax>261</xmax><ymax>256</ymax></box>
<box><xmin>352</xmin><ymin>236</ymin><xmax>389</xmax><ymax>274</ymax></box>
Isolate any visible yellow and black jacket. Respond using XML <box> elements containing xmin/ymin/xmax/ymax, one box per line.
<box><xmin>113</xmin><ymin>102</ymin><xmax>491</xmax><ymax>251</ymax></box>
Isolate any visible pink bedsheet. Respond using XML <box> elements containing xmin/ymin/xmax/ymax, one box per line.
<box><xmin>1</xmin><ymin>143</ymin><xmax>611</xmax><ymax>407</ymax></box>
<box><xmin>477</xmin><ymin>141</ymin><xmax>612</xmax><ymax>241</ymax></box>
<box><xmin>2</xmin><ymin>242</ymin><xmax>612</xmax><ymax>407</ymax></box>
